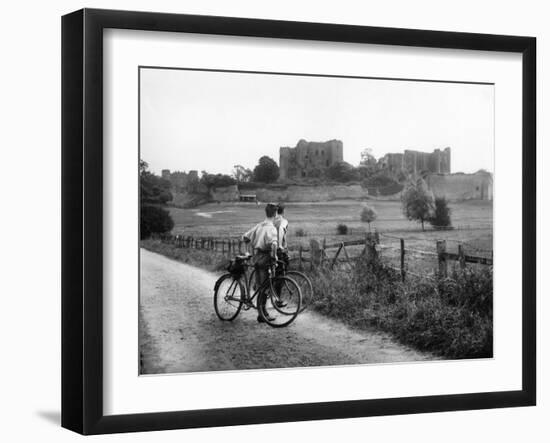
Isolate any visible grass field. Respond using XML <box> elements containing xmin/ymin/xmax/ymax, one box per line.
<box><xmin>168</xmin><ymin>199</ymin><xmax>492</xmax><ymax>273</ymax></box>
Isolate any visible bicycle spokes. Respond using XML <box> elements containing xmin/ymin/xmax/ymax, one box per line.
<box><xmin>259</xmin><ymin>277</ymin><xmax>302</xmax><ymax>327</ymax></box>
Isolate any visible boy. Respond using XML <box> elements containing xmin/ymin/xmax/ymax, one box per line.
<box><xmin>242</xmin><ymin>203</ymin><xmax>279</xmax><ymax>322</ymax></box>
<box><xmin>274</xmin><ymin>204</ymin><xmax>289</xmax><ymax>272</ymax></box>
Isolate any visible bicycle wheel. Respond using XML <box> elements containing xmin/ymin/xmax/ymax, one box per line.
<box><xmin>214</xmin><ymin>274</ymin><xmax>244</xmax><ymax>321</ymax></box>
<box><xmin>285</xmin><ymin>271</ymin><xmax>313</xmax><ymax>312</ymax></box>
<box><xmin>257</xmin><ymin>276</ymin><xmax>301</xmax><ymax>328</ymax></box>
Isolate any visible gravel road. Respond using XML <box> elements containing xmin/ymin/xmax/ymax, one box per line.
<box><xmin>139</xmin><ymin>248</ymin><xmax>431</xmax><ymax>374</ymax></box>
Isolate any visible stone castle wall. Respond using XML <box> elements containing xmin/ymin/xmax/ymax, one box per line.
<box><xmin>426</xmin><ymin>172</ymin><xmax>493</xmax><ymax>201</ymax></box>
<box><xmin>279</xmin><ymin>139</ymin><xmax>343</xmax><ymax>180</ymax></box>
<box><xmin>380</xmin><ymin>147</ymin><xmax>451</xmax><ymax>175</ymax></box>
<box><xmin>205</xmin><ymin>183</ymin><xmax>368</xmax><ymax>203</ymax></box>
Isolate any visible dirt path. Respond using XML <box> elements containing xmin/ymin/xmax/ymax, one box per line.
<box><xmin>139</xmin><ymin>249</ymin><xmax>431</xmax><ymax>374</ymax></box>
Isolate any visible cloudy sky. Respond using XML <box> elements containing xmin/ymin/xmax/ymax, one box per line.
<box><xmin>140</xmin><ymin>67</ymin><xmax>494</xmax><ymax>176</ymax></box>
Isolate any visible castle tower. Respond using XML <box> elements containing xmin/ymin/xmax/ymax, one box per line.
<box><xmin>279</xmin><ymin>147</ymin><xmax>291</xmax><ymax>180</ymax></box>
<box><xmin>443</xmin><ymin>147</ymin><xmax>451</xmax><ymax>173</ymax></box>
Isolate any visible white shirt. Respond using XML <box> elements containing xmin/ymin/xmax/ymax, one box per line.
<box><xmin>274</xmin><ymin>215</ymin><xmax>289</xmax><ymax>251</ymax></box>
<box><xmin>243</xmin><ymin>218</ymin><xmax>278</xmax><ymax>251</ymax></box>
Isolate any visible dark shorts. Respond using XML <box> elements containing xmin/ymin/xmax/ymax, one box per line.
<box><xmin>252</xmin><ymin>251</ymin><xmax>272</xmax><ymax>288</ymax></box>
<box><xmin>276</xmin><ymin>250</ymin><xmax>289</xmax><ymax>275</ymax></box>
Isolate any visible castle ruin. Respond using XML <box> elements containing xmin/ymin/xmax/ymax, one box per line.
<box><xmin>379</xmin><ymin>147</ymin><xmax>451</xmax><ymax>176</ymax></box>
<box><xmin>279</xmin><ymin>139</ymin><xmax>343</xmax><ymax>180</ymax></box>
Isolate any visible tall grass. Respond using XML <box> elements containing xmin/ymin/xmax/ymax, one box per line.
<box><xmin>298</xmin><ymin>257</ymin><xmax>492</xmax><ymax>359</ymax></box>
<box><xmin>141</xmin><ymin>239</ymin><xmax>228</xmax><ymax>272</ymax></box>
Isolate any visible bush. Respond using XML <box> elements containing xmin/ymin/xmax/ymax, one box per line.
<box><xmin>140</xmin><ymin>205</ymin><xmax>174</xmax><ymax>239</ymax></box>
<box><xmin>429</xmin><ymin>197</ymin><xmax>452</xmax><ymax>229</ymax></box>
<box><xmin>295</xmin><ymin>227</ymin><xmax>307</xmax><ymax>237</ymax></box>
<box><xmin>336</xmin><ymin>224</ymin><xmax>349</xmax><ymax>235</ymax></box>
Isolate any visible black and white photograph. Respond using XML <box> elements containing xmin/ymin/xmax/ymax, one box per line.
<box><xmin>139</xmin><ymin>67</ymin><xmax>494</xmax><ymax>375</ymax></box>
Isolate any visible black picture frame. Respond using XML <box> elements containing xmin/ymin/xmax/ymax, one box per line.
<box><xmin>61</xmin><ymin>8</ymin><xmax>536</xmax><ymax>435</ymax></box>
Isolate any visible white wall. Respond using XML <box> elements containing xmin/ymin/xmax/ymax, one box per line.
<box><xmin>0</xmin><ymin>0</ymin><xmax>547</xmax><ymax>441</ymax></box>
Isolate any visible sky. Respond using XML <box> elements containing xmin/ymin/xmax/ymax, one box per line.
<box><xmin>140</xmin><ymin>67</ymin><xmax>494</xmax><ymax>176</ymax></box>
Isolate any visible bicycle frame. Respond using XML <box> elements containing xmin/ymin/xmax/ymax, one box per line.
<box><xmin>224</xmin><ymin>262</ymin><xmax>278</xmax><ymax>310</ymax></box>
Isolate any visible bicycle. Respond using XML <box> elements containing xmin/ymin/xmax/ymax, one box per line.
<box><xmin>248</xmin><ymin>257</ymin><xmax>313</xmax><ymax>313</ymax></box>
<box><xmin>213</xmin><ymin>253</ymin><xmax>302</xmax><ymax>328</ymax></box>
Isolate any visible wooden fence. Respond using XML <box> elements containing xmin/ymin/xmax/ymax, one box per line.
<box><xmin>155</xmin><ymin>232</ymin><xmax>492</xmax><ymax>281</ymax></box>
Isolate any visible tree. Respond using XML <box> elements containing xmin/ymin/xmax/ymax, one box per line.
<box><xmin>140</xmin><ymin>160</ymin><xmax>173</xmax><ymax>205</ymax></box>
<box><xmin>200</xmin><ymin>172</ymin><xmax>236</xmax><ymax>188</ymax></box>
<box><xmin>232</xmin><ymin>164</ymin><xmax>253</xmax><ymax>183</ymax></box>
<box><xmin>401</xmin><ymin>178</ymin><xmax>434</xmax><ymax>231</ymax></box>
<box><xmin>360</xmin><ymin>148</ymin><xmax>377</xmax><ymax>166</ymax></box>
<box><xmin>140</xmin><ymin>160</ymin><xmax>174</xmax><ymax>239</ymax></box>
<box><xmin>253</xmin><ymin>156</ymin><xmax>280</xmax><ymax>183</ymax></box>
<box><xmin>360</xmin><ymin>205</ymin><xmax>378</xmax><ymax>232</ymax></box>
<box><xmin>325</xmin><ymin>161</ymin><xmax>360</xmax><ymax>182</ymax></box>
<box><xmin>429</xmin><ymin>197</ymin><xmax>452</xmax><ymax>229</ymax></box>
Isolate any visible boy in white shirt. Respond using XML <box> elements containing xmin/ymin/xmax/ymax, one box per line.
<box><xmin>274</xmin><ymin>204</ymin><xmax>289</xmax><ymax>271</ymax></box>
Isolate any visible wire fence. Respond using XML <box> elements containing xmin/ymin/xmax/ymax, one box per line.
<box><xmin>153</xmin><ymin>229</ymin><xmax>492</xmax><ymax>281</ymax></box>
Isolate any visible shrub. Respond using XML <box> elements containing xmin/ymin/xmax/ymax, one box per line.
<box><xmin>140</xmin><ymin>205</ymin><xmax>174</xmax><ymax>239</ymax></box>
<box><xmin>429</xmin><ymin>197</ymin><xmax>453</xmax><ymax>229</ymax></box>
<box><xmin>336</xmin><ymin>223</ymin><xmax>349</xmax><ymax>235</ymax></box>
<box><xmin>295</xmin><ymin>227</ymin><xmax>307</xmax><ymax>237</ymax></box>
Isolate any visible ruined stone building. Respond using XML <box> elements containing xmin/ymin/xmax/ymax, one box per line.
<box><xmin>427</xmin><ymin>170</ymin><xmax>493</xmax><ymax>201</ymax></box>
<box><xmin>279</xmin><ymin>139</ymin><xmax>343</xmax><ymax>180</ymax></box>
<box><xmin>379</xmin><ymin>147</ymin><xmax>451</xmax><ymax>176</ymax></box>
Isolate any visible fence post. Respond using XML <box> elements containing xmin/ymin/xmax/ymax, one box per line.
<box><xmin>321</xmin><ymin>238</ymin><xmax>327</xmax><ymax>266</ymax></box>
<box><xmin>436</xmin><ymin>240</ymin><xmax>447</xmax><ymax>278</ymax></box>
<box><xmin>299</xmin><ymin>246</ymin><xmax>303</xmax><ymax>270</ymax></box>
<box><xmin>310</xmin><ymin>239</ymin><xmax>321</xmax><ymax>271</ymax></box>
<box><xmin>221</xmin><ymin>240</ymin><xmax>225</xmax><ymax>255</ymax></box>
<box><xmin>365</xmin><ymin>232</ymin><xmax>378</xmax><ymax>263</ymax></box>
<box><xmin>400</xmin><ymin>238</ymin><xmax>405</xmax><ymax>282</ymax></box>
<box><xmin>458</xmin><ymin>244</ymin><xmax>466</xmax><ymax>269</ymax></box>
